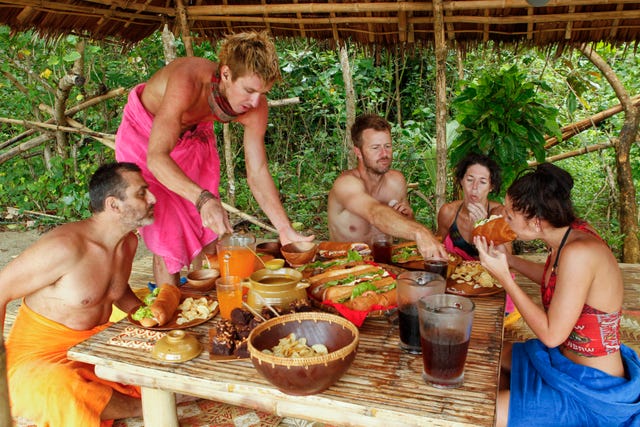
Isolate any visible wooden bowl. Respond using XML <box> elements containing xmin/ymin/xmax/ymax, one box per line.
<box><xmin>186</xmin><ymin>268</ymin><xmax>220</xmax><ymax>291</ymax></box>
<box><xmin>256</xmin><ymin>241</ymin><xmax>283</xmax><ymax>258</ymax></box>
<box><xmin>280</xmin><ymin>241</ymin><xmax>318</xmax><ymax>267</ymax></box>
<box><xmin>248</xmin><ymin>312</ymin><xmax>359</xmax><ymax>395</ymax></box>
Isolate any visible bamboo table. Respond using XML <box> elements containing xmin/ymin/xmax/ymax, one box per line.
<box><xmin>68</xmin><ymin>293</ymin><xmax>505</xmax><ymax>427</ymax></box>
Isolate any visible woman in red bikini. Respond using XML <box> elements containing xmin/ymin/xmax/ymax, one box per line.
<box><xmin>475</xmin><ymin>163</ymin><xmax>640</xmax><ymax>427</ymax></box>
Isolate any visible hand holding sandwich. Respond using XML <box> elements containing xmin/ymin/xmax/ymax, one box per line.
<box><xmin>132</xmin><ymin>284</ymin><xmax>182</xmax><ymax>327</ymax></box>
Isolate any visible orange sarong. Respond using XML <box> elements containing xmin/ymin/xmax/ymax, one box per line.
<box><xmin>6</xmin><ymin>301</ymin><xmax>140</xmax><ymax>427</ymax></box>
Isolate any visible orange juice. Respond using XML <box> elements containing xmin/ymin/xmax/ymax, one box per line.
<box><xmin>215</xmin><ymin>276</ymin><xmax>244</xmax><ymax>320</ymax></box>
<box><xmin>218</xmin><ymin>247</ymin><xmax>256</xmax><ymax>278</ymax></box>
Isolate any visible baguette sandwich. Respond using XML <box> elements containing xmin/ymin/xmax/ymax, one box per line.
<box><xmin>299</xmin><ymin>250</ymin><xmax>366</xmax><ymax>276</ymax></box>
<box><xmin>132</xmin><ymin>284</ymin><xmax>182</xmax><ymax>327</ymax></box>
<box><xmin>472</xmin><ymin>215</ymin><xmax>517</xmax><ymax>246</ymax></box>
<box><xmin>317</xmin><ymin>241</ymin><xmax>371</xmax><ymax>259</ymax></box>
<box><xmin>390</xmin><ymin>241</ymin><xmax>422</xmax><ymax>264</ymax></box>
<box><xmin>309</xmin><ymin>264</ymin><xmax>397</xmax><ymax>311</ymax></box>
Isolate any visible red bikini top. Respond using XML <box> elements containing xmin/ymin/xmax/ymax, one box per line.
<box><xmin>541</xmin><ymin>220</ymin><xmax>621</xmax><ymax>357</ymax></box>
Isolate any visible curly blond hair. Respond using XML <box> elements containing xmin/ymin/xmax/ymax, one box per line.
<box><xmin>218</xmin><ymin>31</ymin><xmax>281</xmax><ymax>84</ymax></box>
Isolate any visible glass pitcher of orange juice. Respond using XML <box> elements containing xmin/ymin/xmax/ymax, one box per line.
<box><xmin>216</xmin><ymin>232</ymin><xmax>257</xmax><ymax>279</ymax></box>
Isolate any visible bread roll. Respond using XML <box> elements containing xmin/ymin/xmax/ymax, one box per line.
<box><xmin>150</xmin><ymin>284</ymin><xmax>181</xmax><ymax>326</ymax></box>
<box><xmin>472</xmin><ymin>216</ymin><xmax>517</xmax><ymax>245</ymax></box>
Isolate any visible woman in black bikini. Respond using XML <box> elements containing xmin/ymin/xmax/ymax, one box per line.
<box><xmin>436</xmin><ymin>152</ymin><xmax>507</xmax><ymax>260</ymax></box>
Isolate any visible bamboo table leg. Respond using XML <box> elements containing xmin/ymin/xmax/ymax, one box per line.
<box><xmin>141</xmin><ymin>387</ymin><xmax>178</xmax><ymax>427</ymax></box>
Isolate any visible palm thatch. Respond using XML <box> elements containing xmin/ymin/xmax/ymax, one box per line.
<box><xmin>0</xmin><ymin>1</ymin><xmax>640</xmax><ymax>49</ymax></box>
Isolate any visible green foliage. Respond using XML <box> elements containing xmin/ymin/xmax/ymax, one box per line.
<box><xmin>450</xmin><ymin>64</ymin><xmax>562</xmax><ymax>189</ymax></box>
<box><xmin>0</xmin><ymin>29</ymin><xmax>637</xmax><ymax>254</ymax></box>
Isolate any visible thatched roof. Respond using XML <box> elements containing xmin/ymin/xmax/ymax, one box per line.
<box><xmin>1</xmin><ymin>1</ymin><xmax>640</xmax><ymax>49</ymax></box>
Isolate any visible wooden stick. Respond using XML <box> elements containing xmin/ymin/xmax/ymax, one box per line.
<box><xmin>242</xmin><ymin>302</ymin><xmax>268</xmax><ymax>323</ymax></box>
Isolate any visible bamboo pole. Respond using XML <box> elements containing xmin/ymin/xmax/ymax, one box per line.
<box><xmin>530</xmin><ymin>142</ymin><xmax>614</xmax><ymax>166</ymax></box>
<box><xmin>339</xmin><ymin>43</ymin><xmax>357</xmax><ymax>169</ymax></box>
<box><xmin>0</xmin><ymin>88</ymin><xmax>125</xmax><ymax>150</ymax></box>
<box><xmin>176</xmin><ymin>0</ymin><xmax>194</xmax><ymax>57</ymax></box>
<box><xmin>0</xmin><ymin>118</ymin><xmax>114</xmax><ymax>140</ymax></box>
<box><xmin>0</xmin><ymin>134</ymin><xmax>50</xmax><ymax>165</ymax></box>
<box><xmin>433</xmin><ymin>0</ymin><xmax>448</xmax><ymax>214</ymax></box>
<box><xmin>544</xmin><ymin>94</ymin><xmax>640</xmax><ymax>148</ymax></box>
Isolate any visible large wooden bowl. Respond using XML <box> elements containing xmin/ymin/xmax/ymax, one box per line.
<box><xmin>248</xmin><ymin>312</ymin><xmax>359</xmax><ymax>395</ymax></box>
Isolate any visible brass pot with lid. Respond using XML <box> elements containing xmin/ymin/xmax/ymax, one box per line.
<box><xmin>243</xmin><ymin>267</ymin><xmax>309</xmax><ymax>312</ymax></box>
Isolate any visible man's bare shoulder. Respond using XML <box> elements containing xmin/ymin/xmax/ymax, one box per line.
<box><xmin>385</xmin><ymin>169</ymin><xmax>408</xmax><ymax>183</ymax></box>
<box><xmin>331</xmin><ymin>169</ymin><xmax>361</xmax><ymax>187</ymax></box>
<box><xmin>32</xmin><ymin>222</ymin><xmax>91</xmax><ymax>257</ymax></box>
<box><xmin>146</xmin><ymin>57</ymin><xmax>217</xmax><ymax>96</ymax></box>
<box><xmin>155</xmin><ymin>57</ymin><xmax>217</xmax><ymax>78</ymax></box>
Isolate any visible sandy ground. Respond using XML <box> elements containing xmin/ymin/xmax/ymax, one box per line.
<box><xmin>0</xmin><ymin>230</ymin><xmax>153</xmax><ymax>270</ymax></box>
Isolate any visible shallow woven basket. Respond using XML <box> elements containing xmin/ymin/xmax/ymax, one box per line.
<box><xmin>248</xmin><ymin>312</ymin><xmax>359</xmax><ymax>395</ymax></box>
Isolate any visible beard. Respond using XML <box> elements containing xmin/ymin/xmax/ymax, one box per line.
<box><xmin>362</xmin><ymin>155</ymin><xmax>391</xmax><ymax>175</ymax></box>
<box><xmin>121</xmin><ymin>205</ymin><xmax>155</xmax><ymax>229</ymax></box>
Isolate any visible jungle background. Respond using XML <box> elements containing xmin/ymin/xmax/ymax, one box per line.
<box><xmin>0</xmin><ymin>26</ymin><xmax>638</xmax><ymax>260</ymax></box>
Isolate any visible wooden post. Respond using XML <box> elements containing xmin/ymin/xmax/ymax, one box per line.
<box><xmin>223</xmin><ymin>123</ymin><xmax>235</xmax><ymax>206</ymax></box>
<box><xmin>433</xmin><ymin>0</ymin><xmax>448</xmax><ymax>214</ymax></box>
<box><xmin>339</xmin><ymin>42</ymin><xmax>356</xmax><ymax>169</ymax></box>
<box><xmin>176</xmin><ymin>0</ymin><xmax>194</xmax><ymax>57</ymax></box>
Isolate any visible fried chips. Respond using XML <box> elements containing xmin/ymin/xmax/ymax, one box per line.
<box><xmin>261</xmin><ymin>333</ymin><xmax>329</xmax><ymax>358</ymax></box>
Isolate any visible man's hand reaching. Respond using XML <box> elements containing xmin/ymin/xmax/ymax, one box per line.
<box><xmin>279</xmin><ymin>227</ymin><xmax>315</xmax><ymax>247</ymax></box>
<box><xmin>200</xmin><ymin>198</ymin><xmax>233</xmax><ymax>236</ymax></box>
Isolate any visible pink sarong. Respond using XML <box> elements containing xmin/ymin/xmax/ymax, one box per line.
<box><xmin>115</xmin><ymin>84</ymin><xmax>220</xmax><ymax>273</ymax></box>
<box><xmin>6</xmin><ymin>301</ymin><xmax>141</xmax><ymax>427</ymax></box>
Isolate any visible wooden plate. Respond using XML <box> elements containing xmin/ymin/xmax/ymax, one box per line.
<box><xmin>446</xmin><ymin>260</ymin><xmax>504</xmax><ymax>297</ymax></box>
<box><xmin>446</xmin><ymin>279</ymin><xmax>504</xmax><ymax>297</ymax></box>
<box><xmin>128</xmin><ymin>297</ymin><xmax>218</xmax><ymax>331</ymax></box>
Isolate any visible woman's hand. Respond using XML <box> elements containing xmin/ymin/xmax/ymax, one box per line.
<box><xmin>474</xmin><ymin>236</ymin><xmax>511</xmax><ymax>283</ymax></box>
<box><xmin>466</xmin><ymin>202</ymin><xmax>488</xmax><ymax>224</ymax></box>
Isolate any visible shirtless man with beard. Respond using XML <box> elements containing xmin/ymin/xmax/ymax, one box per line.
<box><xmin>328</xmin><ymin>114</ymin><xmax>446</xmax><ymax>260</ymax></box>
<box><xmin>0</xmin><ymin>162</ymin><xmax>155</xmax><ymax>426</ymax></box>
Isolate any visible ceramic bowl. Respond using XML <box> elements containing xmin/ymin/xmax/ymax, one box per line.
<box><xmin>186</xmin><ymin>268</ymin><xmax>220</xmax><ymax>291</ymax></box>
<box><xmin>248</xmin><ymin>312</ymin><xmax>359</xmax><ymax>395</ymax></box>
<box><xmin>280</xmin><ymin>241</ymin><xmax>318</xmax><ymax>267</ymax></box>
<box><xmin>151</xmin><ymin>330</ymin><xmax>202</xmax><ymax>363</ymax></box>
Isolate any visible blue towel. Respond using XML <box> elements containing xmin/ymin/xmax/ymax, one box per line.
<box><xmin>509</xmin><ymin>339</ymin><xmax>640</xmax><ymax>426</ymax></box>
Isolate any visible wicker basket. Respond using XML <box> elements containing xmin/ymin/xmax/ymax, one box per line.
<box><xmin>248</xmin><ymin>312</ymin><xmax>359</xmax><ymax>395</ymax></box>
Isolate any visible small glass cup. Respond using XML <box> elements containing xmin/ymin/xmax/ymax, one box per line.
<box><xmin>372</xmin><ymin>233</ymin><xmax>393</xmax><ymax>264</ymax></box>
<box><xmin>424</xmin><ymin>258</ymin><xmax>448</xmax><ymax>278</ymax></box>
<box><xmin>215</xmin><ymin>276</ymin><xmax>244</xmax><ymax>320</ymax></box>
<box><xmin>418</xmin><ymin>294</ymin><xmax>475</xmax><ymax>389</ymax></box>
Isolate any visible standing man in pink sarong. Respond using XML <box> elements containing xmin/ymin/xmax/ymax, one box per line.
<box><xmin>116</xmin><ymin>31</ymin><xmax>313</xmax><ymax>286</ymax></box>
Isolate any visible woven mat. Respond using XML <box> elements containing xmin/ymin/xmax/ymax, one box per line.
<box><xmin>14</xmin><ymin>399</ymin><xmax>330</xmax><ymax>427</ymax></box>
<box><xmin>112</xmin><ymin>397</ymin><xmax>284</xmax><ymax>427</ymax></box>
